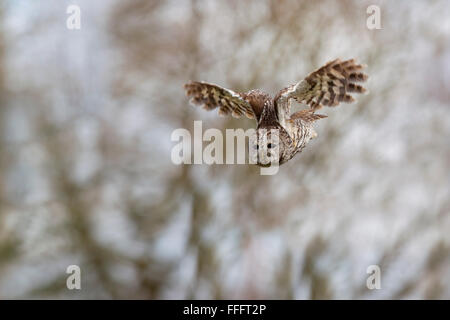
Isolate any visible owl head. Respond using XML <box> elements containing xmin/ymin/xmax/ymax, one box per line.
<box><xmin>250</xmin><ymin>127</ymin><xmax>283</xmax><ymax>167</ymax></box>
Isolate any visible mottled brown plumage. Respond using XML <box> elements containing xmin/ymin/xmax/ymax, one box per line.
<box><xmin>184</xmin><ymin>58</ymin><xmax>368</xmax><ymax>166</ymax></box>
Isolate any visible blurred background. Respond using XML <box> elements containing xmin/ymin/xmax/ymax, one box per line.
<box><xmin>0</xmin><ymin>0</ymin><xmax>449</xmax><ymax>299</ymax></box>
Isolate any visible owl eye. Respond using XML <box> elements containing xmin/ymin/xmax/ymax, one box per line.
<box><xmin>267</xmin><ymin>143</ymin><xmax>273</xmax><ymax>149</ymax></box>
<box><xmin>253</xmin><ymin>144</ymin><xmax>259</xmax><ymax>150</ymax></box>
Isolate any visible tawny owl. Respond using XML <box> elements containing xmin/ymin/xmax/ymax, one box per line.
<box><xmin>184</xmin><ymin>59</ymin><xmax>368</xmax><ymax>166</ymax></box>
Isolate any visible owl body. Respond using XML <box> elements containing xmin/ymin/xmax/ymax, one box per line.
<box><xmin>184</xmin><ymin>59</ymin><xmax>368</xmax><ymax>167</ymax></box>
<box><xmin>284</xmin><ymin>119</ymin><xmax>317</xmax><ymax>163</ymax></box>
<box><xmin>244</xmin><ymin>90</ymin><xmax>317</xmax><ymax>165</ymax></box>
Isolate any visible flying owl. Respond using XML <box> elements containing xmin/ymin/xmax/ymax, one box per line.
<box><xmin>184</xmin><ymin>59</ymin><xmax>368</xmax><ymax>166</ymax></box>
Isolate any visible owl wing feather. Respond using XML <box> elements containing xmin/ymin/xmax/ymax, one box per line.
<box><xmin>290</xmin><ymin>109</ymin><xmax>327</xmax><ymax>122</ymax></box>
<box><xmin>275</xmin><ymin>59</ymin><xmax>368</xmax><ymax>122</ymax></box>
<box><xmin>184</xmin><ymin>81</ymin><xmax>256</xmax><ymax>120</ymax></box>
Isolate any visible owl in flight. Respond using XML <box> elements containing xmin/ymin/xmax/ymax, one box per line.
<box><xmin>184</xmin><ymin>59</ymin><xmax>368</xmax><ymax>166</ymax></box>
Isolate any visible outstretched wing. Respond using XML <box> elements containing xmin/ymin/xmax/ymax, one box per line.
<box><xmin>275</xmin><ymin>59</ymin><xmax>368</xmax><ymax>122</ymax></box>
<box><xmin>184</xmin><ymin>81</ymin><xmax>256</xmax><ymax>120</ymax></box>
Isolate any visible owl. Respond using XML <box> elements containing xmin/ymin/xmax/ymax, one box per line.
<box><xmin>184</xmin><ymin>59</ymin><xmax>368</xmax><ymax>166</ymax></box>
